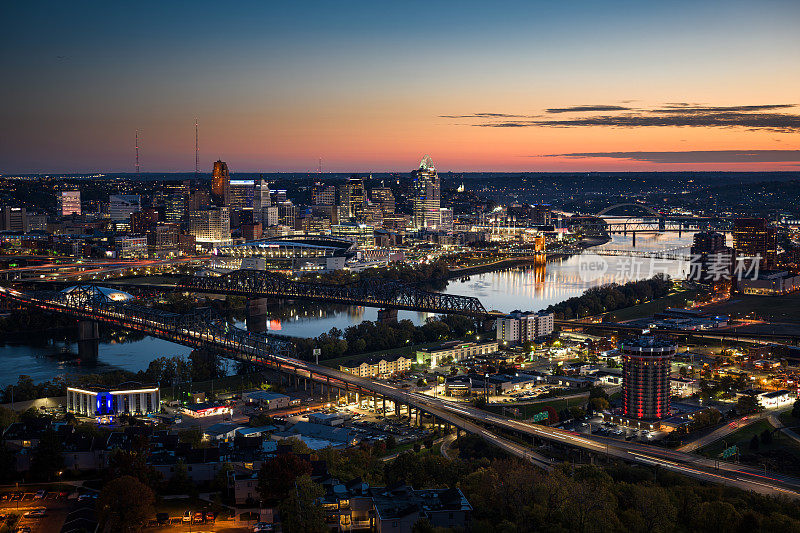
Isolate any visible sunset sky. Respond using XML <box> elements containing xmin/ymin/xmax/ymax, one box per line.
<box><xmin>1</xmin><ymin>0</ymin><xmax>799</xmax><ymax>173</ymax></box>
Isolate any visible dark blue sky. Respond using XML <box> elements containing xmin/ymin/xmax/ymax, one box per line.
<box><xmin>1</xmin><ymin>1</ymin><xmax>799</xmax><ymax>173</ymax></box>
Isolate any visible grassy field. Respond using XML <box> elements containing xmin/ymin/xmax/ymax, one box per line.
<box><xmin>160</xmin><ymin>372</ymin><xmax>274</xmax><ymax>401</ymax></box>
<box><xmin>603</xmin><ymin>289</ymin><xmax>700</xmax><ymax>322</ymax></box>
<box><xmin>697</xmin><ymin>417</ymin><xmax>800</xmax><ymax>477</ymax></box>
<box><xmin>486</xmin><ymin>396</ymin><xmax>585</xmax><ymax>419</ymax></box>
<box><xmin>698</xmin><ymin>419</ymin><xmax>775</xmax><ymax>457</ymax></box>
<box><xmin>701</xmin><ymin>293</ymin><xmax>800</xmax><ymax>324</ymax></box>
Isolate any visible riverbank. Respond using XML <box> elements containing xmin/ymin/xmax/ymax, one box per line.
<box><xmin>447</xmin><ymin>256</ymin><xmax>543</xmax><ymax>278</ymax></box>
<box><xmin>445</xmin><ymin>236</ymin><xmax>611</xmax><ymax>280</ymax></box>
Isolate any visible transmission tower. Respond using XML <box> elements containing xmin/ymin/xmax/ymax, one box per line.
<box><xmin>135</xmin><ymin>129</ymin><xmax>140</xmax><ymax>174</ymax></box>
<box><xmin>195</xmin><ymin>118</ymin><xmax>199</xmax><ymax>176</ymax></box>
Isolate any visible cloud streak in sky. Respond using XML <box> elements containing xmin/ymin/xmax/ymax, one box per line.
<box><xmin>445</xmin><ymin>103</ymin><xmax>800</xmax><ymax>132</ymax></box>
<box><xmin>545</xmin><ymin>105</ymin><xmax>632</xmax><ymax>113</ymax></box>
<box><xmin>439</xmin><ymin>112</ymin><xmax>537</xmax><ymax>119</ymax></box>
<box><xmin>535</xmin><ymin>150</ymin><xmax>800</xmax><ymax>164</ymax></box>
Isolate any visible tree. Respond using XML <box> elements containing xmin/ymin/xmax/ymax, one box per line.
<box><xmin>792</xmin><ymin>399</ymin><xmax>800</xmax><ymax>420</ymax></box>
<box><xmin>0</xmin><ymin>406</ymin><xmax>18</xmax><ymax>431</ymax></box>
<box><xmin>589</xmin><ymin>397</ymin><xmax>610</xmax><ymax>412</ymax></box>
<box><xmin>178</xmin><ymin>427</ymin><xmax>203</xmax><ymax>448</ymax></box>
<box><xmin>212</xmin><ymin>462</ymin><xmax>234</xmax><ymax>494</ymax></box>
<box><xmin>167</xmin><ymin>459</ymin><xmax>195</xmax><ymax>496</ymax></box>
<box><xmin>736</xmin><ymin>393</ymin><xmax>762</xmax><ymax>415</ymax></box>
<box><xmin>30</xmin><ymin>429</ymin><xmax>63</xmax><ymax>481</ymax></box>
<box><xmin>107</xmin><ymin>448</ymin><xmax>160</xmax><ymax>488</ymax></box>
<box><xmin>760</xmin><ymin>429</ymin><xmax>773</xmax><ymax>445</ymax></box>
<box><xmin>258</xmin><ymin>454</ymin><xmax>312</xmax><ymax>502</ymax></box>
<box><xmin>749</xmin><ymin>435</ymin><xmax>760</xmax><ymax>451</ymax></box>
<box><xmin>280</xmin><ymin>474</ymin><xmax>327</xmax><ymax>533</ymax></box>
<box><xmin>98</xmin><ymin>475</ymin><xmax>155</xmax><ymax>532</ymax></box>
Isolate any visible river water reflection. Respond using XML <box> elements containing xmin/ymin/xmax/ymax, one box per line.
<box><xmin>0</xmin><ymin>231</ymin><xmax>703</xmax><ymax>386</ymax></box>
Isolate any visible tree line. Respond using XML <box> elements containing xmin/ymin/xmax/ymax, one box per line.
<box><xmin>293</xmin><ymin>314</ymin><xmax>477</xmax><ymax>361</ymax></box>
<box><xmin>547</xmin><ymin>274</ymin><xmax>672</xmax><ymax>320</ymax></box>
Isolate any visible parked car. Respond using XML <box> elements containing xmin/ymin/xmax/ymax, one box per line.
<box><xmin>182</xmin><ymin>511</ymin><xmax>192</xmax><ymax>523</ymax></box>
<box><xmin>34</xmin><ymin>490</ymin><xmax>46</xmax><ymax>500</ymax></box>
<box><xmin>253</xmin><ymin>523</ymin><xmax>274</xmax><ymax>532</ymax></box>
<box><xmin>205</xmin><ymin>511</ymin><xmax>216</xmax><ymax>522</ymax></box>
<box><xmin>193</xmin><ymin>511</ymin><xmax>204</xmax><ymax>523</ymax></box>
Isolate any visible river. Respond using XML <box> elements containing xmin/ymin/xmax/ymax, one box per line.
<box><xmin>0</xmin><ymin>229</ymin><xmax>704</xmax><ymax>387</ymax></box>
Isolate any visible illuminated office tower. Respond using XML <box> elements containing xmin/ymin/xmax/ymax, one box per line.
<box><xmin>339</xmin><ymin>176</ymin><xmax>365</xmax><ymax>219</ymax></box>
<box><xmin>370</xmin><ymin>186</ymin><xmax>395</xmax><ymax>214</ymax></box>
<box><xmin>312</xmin><ymin>182</ymin><xmax>336</xmax><ymax>206</ymax></box>
<box><xmin>58</xmin><ymin>189</ymin><xmax>81</xmax><ymax>216</ymax></box>
<box><xmin>253</xmin><ymin>179</ymin><xmax>271</xmax><ymax>225</ymax></box>
<box><xmin>733</xmin><ymin>218</ymin><xmax>777</xmax><ymax>270</ymax></box>
<box><xmin>412</xmin><ymin>155</ymin><xmax>440</xmax><ymax>230</ymax></box>
<box><xmin>229</xmin><ymin>179</ymin><xmax>254</xmax><ymax>210</ymax></box>
<box><xmin>211</xmin><ymin>160</ymin><xmax>231</xmax><ymax>207</ymax></box>
<box><xmin>190</xmin><ymin>207</ymin><xmax>231</xmax><ymax>247</ymax></box>
<box><xmin>164</xmin><ymin>181</ymin><xmax>190</xmax><ymax>223</ymax></box>
<box><xmin>109</xmin><ymin>194</ymin><xmax>142</xmax><ymax>221</ymax></box>
<box><xmin>0</xmin><ymin>207</ymin><xmax>28</xmax><ymax>232</ymax></box>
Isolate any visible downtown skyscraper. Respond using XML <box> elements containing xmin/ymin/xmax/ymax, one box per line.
<box><xmin>412</xmin><ymin>155</ymin><xmax>440</xmax><ymax>230</ymax></box>
<box><xmin>211</xmin><ymin>160</ymin><xmax>231</xmax><ymax>207</ymax></box>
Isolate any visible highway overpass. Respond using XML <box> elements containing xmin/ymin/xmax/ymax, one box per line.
<box><xmin>2</xmin><ymin>284</ymin><xmax>799</xmax><ymax>497</ymax></box>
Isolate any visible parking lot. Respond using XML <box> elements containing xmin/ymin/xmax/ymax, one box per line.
<box><xmin>0</xmin><ymin>489</ymin><xmax>75</xmax><ymax>533</ymax></box>
<box><xmin>559</xmin><ymin>416</ymin><xmax>666</xmax><ymax>442</ymax></box>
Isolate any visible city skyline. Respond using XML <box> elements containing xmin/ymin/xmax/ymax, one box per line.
<box><xmin>1</xmin><ymin>1</ymin><xmax>799</xmax><ymax>173</ymax></box>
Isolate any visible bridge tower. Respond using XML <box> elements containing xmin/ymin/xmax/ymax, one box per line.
<box><xmin>77</xmin><ymin>319</ymin><xmax>100</xmax><ymax>360</ymax></box>
<box><xmin>245</xmin><ymin>297</ymin><xmax>270</xmax><ymax>333</ymax></box>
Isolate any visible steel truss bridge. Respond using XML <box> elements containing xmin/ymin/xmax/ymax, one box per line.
<box><xmin>4</xmin><ymin>285</ymin><xmax>800</xmax><ymax>495</ymax></box>
<box><xmin>174</xmin><ymin>269</ymin><xmax>491</xmax><ymax>317</ymax></box>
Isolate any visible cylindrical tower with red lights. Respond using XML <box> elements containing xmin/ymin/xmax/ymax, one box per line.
<box><xmin>621</xmin><ymin>336</ymin><xmax>676</xmax><ymax>420</ymax></box>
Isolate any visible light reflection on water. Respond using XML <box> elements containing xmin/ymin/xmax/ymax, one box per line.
<box><xmin>0</xmin><ymin>230</ymin><xmax>700</xmax><ymax>385</ymax></box>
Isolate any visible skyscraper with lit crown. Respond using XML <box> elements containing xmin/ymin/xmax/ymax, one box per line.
<box><xmin>412</xmin><ymin>155</ymin><xmax>440</xmax><ymax>230</ymax></box>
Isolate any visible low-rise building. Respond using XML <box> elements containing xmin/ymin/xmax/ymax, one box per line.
<box><xmin>273</xmin><ymin>421</ymin><xmax>359</xmax><ymax>448</ymax></box>
<box><xmin>181</xmin><ymin>401</ymin><xmax>232</xmax><ymax>418</ymax></box>
<box><xmin>114</xmin><ymin>235</ymin><xmax>148</xmax><ymax>258</ymax></box>
<box><xmin>415</xmin><ymin>339</ymin><xmax>499</xmax><ymax>368</ymax></box>
<box><xmin>739</xmin><ymin>271</ymin><xmax>800</xmax><ymax>295</ymax></box>
<box><xmin>670</xmin><ymin>377</ymin><xmax>698</xmax><ymax>397</ymax></box>
<box><xmin>339</xmin><ymin>354</ymin><xmax>412</xmax><ymax>378</ymax></box>
<box><xmin>758</xmin><ymin>389</ymin><xmax>792</xmax><ymax>408</ymax></box>
<box><xmin>308</xmin><ymin>412</ymin><xmax>346</xmax><ymax>426</ymax></box>
<box><xmin>67</xmin><ymin>382</ymin><xmax>160</xmax><ymax>418</ymax></box>
<box><xmin>320</xmin><ymin>481</ymin><xmax>472</xmax><ymax>533</ymax></box>
<box><xmin>243</xmin><ymin>391</ymin><xmax>291</xmax><ymax>410</ymax></box>
<box><xmin>203</xmin><ymin>423</ymin><xmax>244</xmax><ymax>442</ymax></box>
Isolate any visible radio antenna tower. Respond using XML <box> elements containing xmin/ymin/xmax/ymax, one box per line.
<box><xmin>318</xmin><ymin>157</ymin><xmax>323</xmax><ymax>174</ymax></box>
<box><xmin>135</xmin><ymin>129</ymin><xmax>140</xmax><ymax>174</ymax></box>
<box><xmin>194</xmin><ymin>118</ymin><xmax>199</xmax><ymax>176</ymax></box>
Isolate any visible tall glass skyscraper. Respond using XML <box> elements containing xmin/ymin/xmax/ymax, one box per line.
<box><xmin>412</xmin><ymin>155</ymin><xmax>440</xmax><ymax>230</ymax></box>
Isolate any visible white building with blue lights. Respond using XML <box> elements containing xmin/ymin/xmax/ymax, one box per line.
<box><xmin>67</xmin><ymin>382</ymin><xmax>160</xmax><ymax>417</ymax></box>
